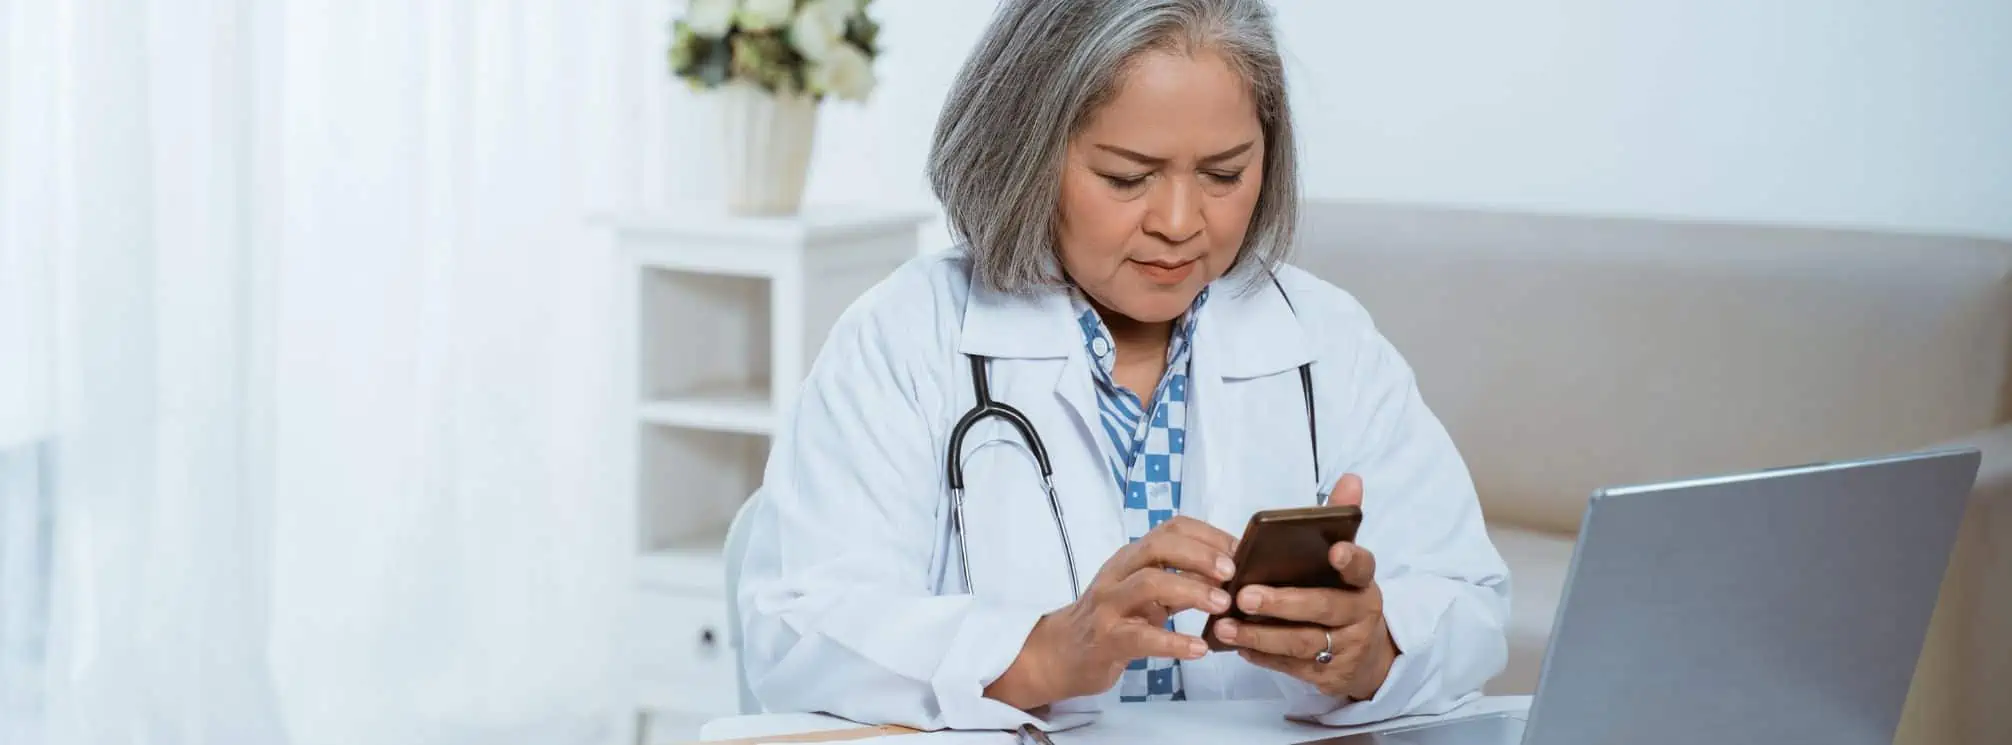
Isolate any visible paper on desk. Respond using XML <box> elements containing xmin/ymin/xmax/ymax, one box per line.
<box><xmin>832</xmin><ymin>697</ymin><xmax>1533</xmax><ymax>745</ymax></box>
<box><xmin>1106</xmin><ymin>698</ymin><xmax>1531</xmax><ymax>744</ymax></box>
<box><xmin>818</xmin><ymin>710</ymin><xmax>1096</xmax><ymax>745</ymax></box>
<box><xmin>808</xmin><ymin>731</ymin><xmax>1011</xmax><ymax>745</ymax></box>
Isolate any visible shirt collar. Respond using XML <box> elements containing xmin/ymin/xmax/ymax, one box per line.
<box><xmin>1069</xmin><ymin>286</ymin><xmax>1211</xmax><ymax>379</ymax></box>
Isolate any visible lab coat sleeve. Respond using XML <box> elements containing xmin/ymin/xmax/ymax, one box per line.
<box><xmin>735</xmin><ymin>294</ymin><xmax>1056</xmax><ymax>732</ymax></box>
<box><xmin>1269</xmin><ymin>316</ymin><xmax>1512</xmax><ymax>725</ymax></box>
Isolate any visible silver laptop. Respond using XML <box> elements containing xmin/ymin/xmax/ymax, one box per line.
<box><xmin>1313</xmin><ymin>447</ymin><xmax>1980</xmax><ymax>745</ymax></box>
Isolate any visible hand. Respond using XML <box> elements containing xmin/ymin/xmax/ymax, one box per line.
<box><xmin>1212</xmin><ymin>474</ymin><xmax>1399</xmax><ymax>701</ymax></box>
<box><xmin>984</xmin><ymin>516</ymin><xmax>1238</xmax><ymax>710</ymax></box>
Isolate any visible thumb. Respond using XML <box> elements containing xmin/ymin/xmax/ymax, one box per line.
<box><xmin>1328</xmin><ymin>473</ymin><xmax>1364</xmax><ymax>507</ymax></box>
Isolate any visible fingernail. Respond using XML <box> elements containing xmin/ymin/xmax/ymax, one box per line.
<box><xmin>1210</xmin><ymin>589</ymin><xmax>1231</xmax><ymax>612</ymax></box>
<box><xmin>1239</xmin><ymin>587</ymin><xmax>1265</xmax><ymax>612</ymax></box>
<box><xmin>1333</xmin><ymin>545</ymin><xmax>1351</xmax><ymax>568</ymax></box>
<box><xmin>1188</xmin><ymin>639</ymin><xmax>1208</xmax><ymax>658</ymax></box>
<box><xmin>1216</xmin><ymin>620</ymin><xmax>1239</xmax><ymax>643</ymax></box>
<box><xmin>1216</xmin><ymin>556</ymin><xmax>1235</xmax><ymax>579</ymax></box>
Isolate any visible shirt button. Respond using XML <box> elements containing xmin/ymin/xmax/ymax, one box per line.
<box><xmin>1091</xmin><ymin>337</ymin><xmax>1111</xmax><ymax>357</ymax></box>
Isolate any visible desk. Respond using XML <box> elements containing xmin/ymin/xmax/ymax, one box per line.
<box><xmin>699</xmin><ymin>696</ymin><xmax>1532</xmax><ymax>744</ymax></box>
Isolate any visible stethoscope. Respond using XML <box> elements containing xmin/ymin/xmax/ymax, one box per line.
<box><xmin>943</xmin><ymin>273</ymin><xmax>1318</xmax><ymax>600</ymax></box>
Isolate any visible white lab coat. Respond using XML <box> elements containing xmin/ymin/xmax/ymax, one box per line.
<box><xmin>737</xmin><ymin>249</ymin><xmax>1510</xmax><ymax>731</ymax></box>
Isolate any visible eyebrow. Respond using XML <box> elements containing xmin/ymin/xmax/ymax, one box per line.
<box><xmin>1094</xmin><ymin>140</ymin><xmax>1256</xmax><ymax>167</ymax></box>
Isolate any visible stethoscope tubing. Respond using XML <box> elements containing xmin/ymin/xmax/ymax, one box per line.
<box><xmin>947</xmin><ymin>354</ymin><xmax>1083</xmax><ymax>599</ymax></box>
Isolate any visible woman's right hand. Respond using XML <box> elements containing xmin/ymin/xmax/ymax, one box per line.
<box><xmin>983</xmin><ymin>516</ymin><xmax>1239</xmax><ymax>710</ymax></box>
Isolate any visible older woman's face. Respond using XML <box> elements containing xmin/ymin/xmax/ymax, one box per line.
<box><xmin>1057</xmin><ymin>47</ymin><xmax>1265</xmax><ymax>325</ymax></box>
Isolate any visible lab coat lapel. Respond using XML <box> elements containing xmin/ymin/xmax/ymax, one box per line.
<box><xmin>1186</xmin><ymin>276</ymin><xmax>1316</xmax><ymax>529</ymax></box>
<box><xmin>953</xmin><ymin>361</ymin><xmax>1082</xmax><ymax>610</ymax></box>
<box><xmin>956</xmin><ymin>278</ymin><xmax>1125</xmax><ymax>605</ymax></box>
<box><xmin>1050</xmin><ymin>348</ymin><xmax>1126</xmax><ymax>551</ymax></box>
<box><xmin>1184</xmin><ymin>336</ymin><xmax>1221</xmax><ymax>527</ymax></box>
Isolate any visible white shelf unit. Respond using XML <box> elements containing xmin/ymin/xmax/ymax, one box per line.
<box><xmin>603</xmin><ymin>205</ymin><xmax>929</xmax><ymax>733</ymax></box>
<box><xmin>638</xmin><ymin>385</ymin><xmax>773</xmax><ymax>436</ymax></box>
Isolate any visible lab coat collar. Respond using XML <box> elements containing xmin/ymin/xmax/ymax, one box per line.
<box><xmin>958</xmin><ymin>262</ymin><xmax>1313</xmax><ymax>376</ymax></box>
<box><xmin>1194</xmin><ymin>269</ymin><xmax>1315</xmax><ymax>379</ymax></box>
<box><xmin>958</xmin><ymin>278</ymin><xmax>1079</xmax><ymax>359</ymax></box>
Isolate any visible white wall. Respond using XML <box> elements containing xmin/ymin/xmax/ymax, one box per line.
<box><xmin>658</xmin><ymin>0</ymin><xmax>2012</xmax><ymax>241</ymax></box>
<box><xmin>1277</xmin><ymin>0</ymin><xmax>2012</xmax><ymax>240</ymax></box>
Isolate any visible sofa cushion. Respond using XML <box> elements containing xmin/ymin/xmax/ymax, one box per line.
<box><xmin>1480</xmin><ymin>521</ymin><xmax>1574</xmax><ymax>695</ymax></box>
<box><xmin>1293</xmin><ymin>201</ymin><xmax>2012</xmax><ymax>534</ymax></box>
<box><xmin>1895</xmin><ymin>423</ymin><xmax>2012</xmax><ymax>745</ymax></box>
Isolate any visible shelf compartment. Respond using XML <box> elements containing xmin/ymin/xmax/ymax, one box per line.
<box><xmin>637</xmin><ymin>426</ymin><xmax>767</xmax><ymax>556</ymax></box>
<box><xmin>639</xmin><ymin>382</ymin><xmax>774</xmax><ymax>436</ymax></box>
<box><xmin>638</xmin><ymin>267</ymin><xmax>772</xmax><ymax>410</ymax></box>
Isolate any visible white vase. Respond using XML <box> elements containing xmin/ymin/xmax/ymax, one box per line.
<box><xmin>717</xmin><ymin>82</ymin><xmax>818</xmax><ymax>216</ymax></box>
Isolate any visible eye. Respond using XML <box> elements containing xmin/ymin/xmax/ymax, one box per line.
<box><xmin>1098</xmin><ymin>172</ymin><xmax>1149</xmax><ymax>190</ymax></box>
<box><xmin>1202</xmin><ymin>170</ymin><xmax>1245</xmax><ymax>186</ymax></box>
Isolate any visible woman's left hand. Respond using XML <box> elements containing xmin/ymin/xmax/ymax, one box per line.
<box><xmin>1211</xmin><ymin>474</ymin><xmax>1399</xmax><ymax>702</ymax></box>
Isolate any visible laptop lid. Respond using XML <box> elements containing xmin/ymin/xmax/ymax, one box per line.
<box><xmin>1520</xmin><ymin>448</ymin><xmax>1979</xmax><ymax>745</ymax></box>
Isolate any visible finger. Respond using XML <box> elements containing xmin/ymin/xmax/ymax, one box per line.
<box><xmin>1157</xmin><ymin>515</ymin><xmax>1238</xmax><ymax>555</ymax></box>
<box><xmin>1117</xmin><ymin>530</ymin><xmax>1237</xmax><ymax>583</ymax></box>
<box><xmin>1235</xmin><ymin>584</ymin><xmax>1375</xmax><ymax>628</ymax></box>
<box><xmin>1111</xmin><ymin>621</ymin><xmax>1209</xmax><ymax>661</ymax></box>
<box><xmin>1212</xmin><ymin>618</ymin><xmax>1329</xmax><ymax>659</ymax></box>
<box><xmin>1327</xmin><ymin>473</ymin><xmax>1364</xmax><ymax>508</ymax></box>
<box><xmin>1329</xmin><ymin>542</ymin><xmax>1378</xmax><ymax>588</ymax></box>
<box><xmin>1126</xmin><ymin>585</ymin><xmax>1172</xmax><ymax>628</ymax></box>
<box><xmin>1119</xmin><ymin>567</ymin><xmax>1233</xmax><ymax>617</ymax></box>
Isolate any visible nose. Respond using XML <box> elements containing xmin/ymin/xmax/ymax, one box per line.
<box><xmin>1143</xmin><ymin>175</ymin><xmax>1204</xmax><ymax>245</ymax></box>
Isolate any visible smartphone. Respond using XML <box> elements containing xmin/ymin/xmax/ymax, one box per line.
<box><xmin>1201</xmin><ymin>504</ymin><xmax>1363</xmax><ymax>652</ymax></box>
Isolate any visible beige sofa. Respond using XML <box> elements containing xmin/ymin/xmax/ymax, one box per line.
<box><xmin>1290</xmin><ymin>201</ymin><xmax>2012</xmax><ymax>745</ymax></box>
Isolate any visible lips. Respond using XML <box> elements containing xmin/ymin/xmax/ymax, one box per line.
<box><xmin>1135</xmin><ymin>258</ymin><xmax>1197</xmax><ymax>284</ymax></box>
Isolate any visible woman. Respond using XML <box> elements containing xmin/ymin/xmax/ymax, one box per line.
<box><xmin>736</xmin><ymin>0</ymin><xmax>1508</xmax><ymax>731</ymax></box>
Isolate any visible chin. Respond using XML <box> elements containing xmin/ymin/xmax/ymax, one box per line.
<box><xmin>1115</xmin><ymin>290</ymin><xmax>1199</xmax><ymax>325</ymax></box>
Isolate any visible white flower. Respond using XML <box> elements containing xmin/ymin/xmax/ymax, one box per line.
<box><xmin>816</xmin><ymin>0</ymin><xmax>865</xmax><ymax>16</ymax></box>
<box><xmin>736</xmin><ymin>0</ymin><xmax>794</xmax><ymax>31</ymax></box>
<box><xmin>788</xmin><ymin>0</ymin><xmax>850</xmax><ymax>62</ymax></box>
<box><xmin>683</xmin><ymin>0</ymin><xmax>735</xmax><ymax>38</ymax></box>
<box><xmin>808</xmin><ymin>42</ymin><xmax>875</xmax><ymax>102</ymax></box>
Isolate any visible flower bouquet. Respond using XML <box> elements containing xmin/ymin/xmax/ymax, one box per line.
<box><xmin>671</xmin><ymin>0</ymin><xmax>881</xmax><ymax>215</ymax></box>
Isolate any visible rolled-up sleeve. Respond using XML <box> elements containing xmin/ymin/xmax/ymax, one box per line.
<box><xmin>1267</xmin><ymin>301</ymin><xmax>1512</xmax><ymax>725</ymax></box>
<box><xmin>735</xmin><ymin>288</ymin><xmax>1061</xmax><ymax>731</ymax></box>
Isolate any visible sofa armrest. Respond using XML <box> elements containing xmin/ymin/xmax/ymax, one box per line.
<box><xmin>1896</xmin><ymin>424</ymin><xmax>2012</xmax><ymax>745</ymax></box>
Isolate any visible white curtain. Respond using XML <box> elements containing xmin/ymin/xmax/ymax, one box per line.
<box><xmin>0</xmin><ymin>1</ymin><xmax>638</xmax><ymax>743</ymax></box>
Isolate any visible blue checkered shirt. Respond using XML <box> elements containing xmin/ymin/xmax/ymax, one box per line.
<box><xmin>1071</xmin><ymin>287</ymin><xmax>1208</xmax><ymax>702</ymax></box>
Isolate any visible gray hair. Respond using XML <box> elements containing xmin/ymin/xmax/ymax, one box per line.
<box><xmin>927</xmin><ymin>0</ymin><xmax>1299</xmax><ymax>296</ymax></box>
